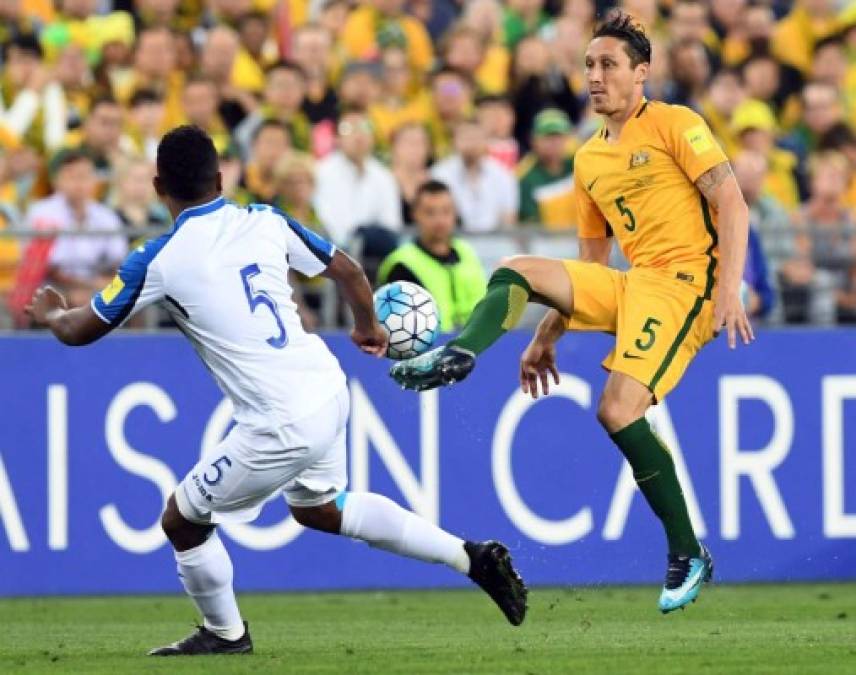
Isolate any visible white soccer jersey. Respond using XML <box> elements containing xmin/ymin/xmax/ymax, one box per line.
<box><xmin>92</xmin><ymin>197</ymin><xmax>346</xmax><ymax>431</ymax></box>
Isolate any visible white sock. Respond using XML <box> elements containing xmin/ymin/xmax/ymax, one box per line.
<box><xmin>339</xmin><ymin>492</ymin><xmax>470</xmax><ymax>574</ymax></box>
<box><xmin>174</xmin><ymin>532</ymin><xmax>245</xmax><ymax>641</ymax></box>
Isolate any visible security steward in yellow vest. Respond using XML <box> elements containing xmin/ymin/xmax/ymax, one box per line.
<box><xmin>377</xmin><ymin>180</ymin><xmax>487</xmax><ymax>332</ymax></box>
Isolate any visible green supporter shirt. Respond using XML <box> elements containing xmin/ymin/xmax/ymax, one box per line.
<box><xmin>517</xmin><ymin>155</ymin><xmax>574</xmax><ymax>224</ymax></box>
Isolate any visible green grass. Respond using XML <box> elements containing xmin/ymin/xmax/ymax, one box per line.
<box><xmin>1</xmin><ymin>585</ymin><xmax>854</xmax><ymax>674</ymax></box>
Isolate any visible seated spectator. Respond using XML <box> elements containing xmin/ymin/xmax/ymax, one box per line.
<box><xmin>441</xmin><ymin>22</ymin><xmax>509</xmax><ymax>96</ymax></box>
<box><xmin>431</xmin><ymin>118</ymin><xmax>518</xmax><ymax>232</ymax></box>
<box><xmin>180</xmin><ymin>77</ymin><xmax>230</xmax><ymax>155</ymax></box>
<box><xmin>517</xmin><ymin>108</ymin><xmax>575</xmax><ymax>228</ymax></box>
<box><xmin>810</xmin><ymin>35</ymin><xmax>855</xmax><ymax>130</ymax></box>
<box><xmin>731</xmin><ymin>99</ymin><xmax>800</xmax><ymax>210</ymax></box>
<box><xmin>377</xmin><ymin>179</ymin><xmax>487</xmax><ymax>331</ymax></box>
<box><xmin>235</xmin><ymin>61</ymin><xmax>311</xmax><ymax>157</ymax></box>
<box><xmin>426</xmin><ymin>66</ymin><xmax>475</xmax><ymax>159</ymax></box>
<box><xmin>771</xmin><ymin>0</ymin><xmax>843</xmax><ymax>76</ymax></box>
<box><xmin>198</xmin><ymin>26</ymin><xmax>259</xmax><ymax>130</ymax></box>
<box><xmin>314</xmin><ymin>109</ymin><xmax>402</xmax><ymax>245</ymax></box>
<box><xmin>476</xmin><ymin>94</ymin><xmax>519</xmax><ymax>169</ymax></box>
<box><xmin>509</xmin><ymin>35</ymin><xmax>581</xmax><ymax>153</ymax></box>
<box><xmin>337</xmin><ymin>60</ymin><xmax>383</xmax><ymax>114</ymax></box>
<box><xmin>0</xmin><ymin>34</ymin><xmax>67</xmax><ymax>153</ymax></box>
<box><xmin>111</xmin><ymin>159</ymin><xmax>170</xmax><ymax>236</ymax></box>
<box><xmin>818</xmin><ymin>123</ymin><xmax>856</xmax><ymax>214</ymax></box>
<box><xmin>369</xmin><ymin>46</ymin><xmax>432</xmax><ymax>151</ymax></box>
<box><xmin>739</xmin><ymin>47</ymin><xmax>803</xmax><ymax>131</ymax></box>
<box><xmin>290</xmin><ymin>23</ymin><xmax>339</xmax><ymax>135</ymax></box>
<box><xmin>699</xmin><ymin>67</ymin><xmax>745</xmax><ymax>158</ymax></box>
<box><xmin>53</xmin><ymin>43</ymin><xmax>94</xmax><ymax>133</ymax></box>
<box><xmin>25</xmin><ymin>149</ymin><xmax>127</xmax><ymax>309</ymax></box>
<box><xmin>68</xmin><ymin>96</ymin><xmax>127</xmax><ymax>200</ymax></box>
<box><xmin>665</xmin><ymin>38</ymin><xmax>711</xmax><ymax>112</ymax></box>
<box><xmin>124</xmin><ymin>89</ymin><xmax>166</xmax><ymax>163</ymax></box>
<box><xmin>390</xmin><ymin>123</ymin><xmax>432</xmax><ymax>227</ymax></box>
<box><xmin>241</xmin><ymin>120</ymin><xmax>292</xmax><ymax>204</ymax></box>
<box><xmin>788</xmin><ymin>81</ymin><xmax>845</xmax><ymax>162</ymax></box>
<box><xmin>779</xmin><ymin>151</ymin><xmax>856</xmax><ymax>324</ymax></box>
<box><xmin>341</xmin><ymin>0</ymin><xmax>434</xmax><ymax>74</ymax></box>
<box><xmin>732</xmin><ymin>150</ymin><xmax>777</xmax><ymax>320</ymax></box>
<box><xmin>237</xmin><ymin>11</ymin><xmax>278</xmax><ymax>72</ymax></box>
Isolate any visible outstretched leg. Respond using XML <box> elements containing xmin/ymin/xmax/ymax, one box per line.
<box><xmin>291</xmin><ymin>494</ymin><xmax>528</xmax><ymax>626</ymax></box>
<box><xmin>391</xmin><ymin>257</ymin><xmax>573</xmax><ymax>390</ymax></box>
<box><xmin>597</xmin><ymin>372</ymin><xmax>713</xmax><ymax>613</ymax></box>
<box><xmin>148</xmin><ymin>495</ymin><xmax>252</xmax><ymax>656</ymax></box>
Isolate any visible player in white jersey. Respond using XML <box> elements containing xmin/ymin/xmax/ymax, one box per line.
<box><xmin>26</xmin><ymin>126</ymin><xmax>527</xmax><ymax>655</ymax></box>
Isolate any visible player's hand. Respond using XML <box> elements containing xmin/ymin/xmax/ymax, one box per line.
<box><xmin>713</xmin><ymin>289</ymin><xmax>754</xmax><ymax>349</ymax></box>
<box><xmin>519</xmin><ymin>338</ymin><xmax>560</xmax><ymax>399</ymax></box>
<box><xmin>351</xmin><ymin>322</ymin><xmax>389</xmax><ymax>357</ymax></box>
<box><xmin>25</xmin><ymin>286</ymin><xmax>67</xmax><ymax>325</ymax></box>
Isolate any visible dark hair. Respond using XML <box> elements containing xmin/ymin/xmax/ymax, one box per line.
<box><xmin>430</xmin><ymin>64</ymin><xmax>474</xmax><ymax>88</ymax></box>
<box><xmin>156</xmin><ymin>125</ymin><xmax>219</xmax><ymax>201</ymax></box>
<box><xmin>184</xmin><ymin>75</ymin><xmax>217</xmax><ymax>92</ymax></box>
<box><xmin>813</xmin><ymin>33</ymin><xmax>845</xmax><ymax>56</ymax></box>
<box><xmin>818</xmin><ymin>122</ymin><xmax>856</xmax><ymax>151</ymax></box>
<box><xmin>251</xmin><ymin>119</ymin><xmax>291</xmax><ymax>144</ymax></box>
<box><xmin>2</xmin><ymin>33</ymin><xmax>42</xmax><ymax>60</ymax></box>
<box><xmin>89</xmin><ymin>95</ymin><xmax>121</xmax><ymax>114</ymax></box>
<box><xmin>475</xmin><ymin>93</ymin><xmax>512</xmax><ymax>107</ymax></box>
<box><xmin>413</xmin><ymin>179</ymin><xmax>452</xmax><ymax>205</ymax></box>
<box><xmin>592</xmin><ymin>9</ymin><xmax>651</xmax><ymax>66</ymax></box>
<box><xmin>129</xmin><ymin>88</ymin><xmax>164</xmax><ymax>107</ymax></box>
<box><xmin>265</xmin><ymin>59</ymin><xmax>307</xmax><ymax>80</ymax></box>
<box><xmin>49</xmin><ymin>148</ymin><xmax>94</xmax><ymax>179</ymax></box>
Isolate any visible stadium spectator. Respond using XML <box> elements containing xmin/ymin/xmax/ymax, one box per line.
<box><xmin>25</xmin><ymin>149</ymin><xmax>126</xmax><ymax>309</ymax></box>
<box><xmin>731</xmin><ymin>98</ymin><xmax>801</xmax><ymax>210</ymax></box>
<box><xmin>73</xmin><ymin>96</ymin><xmax>127</xmax><ymax>199</ymax></box>
<box><xmin>771</xmin><ymin>0</ymin><xmax>843</xmax><ymax>76</ymax></box>
<box><xmin>390</xmin><ymin>123</ymin><xmax>433</xmax><ymax>227</ymax></box>
<box><xmin>700</xmin><ymin>67</ymin><xmax>745</xmax><ymax>157</ymax></box>
<box><xmin>337</xmin><ymin>60</ymin><xmax>383</xmax><ymax>115</ymax></box>
<box><xmin>431</xmin><ymin>118</ymin><xmax>518</xmax><ymax>232</ymax></box>
<box><xmin>180</xmin><ymin>77</ymin><xmax>230</xmax><ymax>155</ymax></box>
<box><xmin>509</xmin><ymin>35</ymin><xmax>581</xmax><ymax>153</ymax></box>
<box><xmin>665</xmin><ymin>39</ymin><xmax>711</xmax><ymax>111</ymax></box>
<box><xmin>517</xmin><ymin>108</ymin><xmax>575</xmax><ymax>228</ymax></box>
<box><xmin>810</xmin><ymin>35</ymin><xmax>855</xmax><ymax>127</ymax></box>
<box><xmin>739</xmin><ymin>47</ymin><xmax>803</xmax><ymax>130</ymax></box>
<box><xmin>240</xmin><ymin>120</ymin><xmax>291</xmax><ymax>204</ymax></box>
<box><xmin>0</xmin><ymin>34</ymin><xmax>67</xmax><ymax>153</ymax></box>
<box><xmin>669</xmin><ymin>0</ymin><xmax>718</xmax><ymax>66</ymax></box>
<box><xmin>779</xmin><ymin>151</ymin><xmax>856</xmax><ymax>324</ymax></box>
<box><xmin>369</xmin><ymin>46</ymin><xmax>432</xmax><ymax>150</ymax></box>
<box><xmin>427</xmin><ymin>66</ymin><xmax>475</xmax><ymax>159</ymax></box>
<box><xmin>289</xmin><ymin>23</ymin><xmax>338</xmax><ymax>126</ymax></box>
<box><xmin>115</xmin><ymin>27</ymin><xmax>183</xmax><ymax>129</ymax></box>
<box><xmin>732</xmin><ymin>150</ymin><xmax>777</xmax><ymax>320</ymax></box>
<box><xmin>788</xmin><ymin>81</ymin><xmax>845</xmax><ymax>161</ymax></box>
<box><xmin>341</xmin><ymin>0</ymin><xmax>434</xmax><ymax>74</ymax></box>
<box><xmin>476</xmin><ymin>94</ymin><xmax>519</xmax><ymax>169</ymax></box>
<box><xmin>237</xmin><ymin>11</ymin><xmax>278</xmax><ymax>71</ymax></box>
<box><xmin>53</xmin><ymin>43</ymin><xmax>92</xmax><ymax>133</ymax></box>
<box><xmin>818</xmin><ymin>123</ymin><xmax>856</xmax><ymax>214</ymax></box>
<box><xmin>235</xmin><ymin>61</ymin><xmax>310</xmax><ymax>159</ymax></box>
<box><xmin>314</xmin><ymin>109</ymin><xmax>402</xmax><ymax>245</ymax></box>
<box><xmin>111</xmin><ymin>159</ymin><xmax>169</xmax><ymax>234</ymax></box>
<box><xmin>124</xmin><ymin>89</ymin><xmax>165</xmax><ymax>163</ymax></box>
<box><xmin>377</xmin><ymin>179</ymin><xmax>487</xmax><ymax>331</ymax></box>
<box><xmin>198</xmin><ymin>25</ymin><xmax>259</xmax><ymax>130</ymax></box>
<box><xmin>441</xmin><ymin>22</ymin><xmax>508</xmax><ymax>96</ymax></box>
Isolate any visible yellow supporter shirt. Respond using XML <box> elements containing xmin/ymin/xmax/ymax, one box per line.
<box><xmin>341</xmin><ymin>6</ymin><xmax>434</xmax><ymax>74</ymax></box>
<box><xmin>573</xmin><ymin>99</ymin><xmax>727</xmax><ymax>287</ymax></box>
<box><xmin>772</xmin><ymin>6</ymin><xmax>842</xmax><ymax>75</ymax></box>
<box><xmin>369</xmin><ymin>91</ymin><xmax>433</xmax><ymax>148</ymax></box>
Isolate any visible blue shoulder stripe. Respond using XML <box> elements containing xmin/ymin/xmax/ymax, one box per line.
<box><xmin>92</xmin><ymin>232</ymin><xmax>171</xmax><ymax>326</ymax></box>
<box><xmin>248</xmin><ymin>203</ymin><xmax>335</xmax><ymax>265</ymax></box>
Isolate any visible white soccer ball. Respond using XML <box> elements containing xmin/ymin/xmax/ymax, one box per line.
<box><xmin>373</xmin><ymin>281</ymin><xmax>440</xmax><ymax>360</ymax></box>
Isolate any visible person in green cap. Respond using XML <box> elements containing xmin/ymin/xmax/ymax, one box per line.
<box><xmin>517</xmin><ymin>108</ymin><xmax>576</xmax><ymax>227</ymax></box>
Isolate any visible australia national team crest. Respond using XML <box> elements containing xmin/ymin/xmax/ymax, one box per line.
<box><xmin>629</xmin><ymin>149</ymin><xmax>650</xmax><ymax>169</ymax></box>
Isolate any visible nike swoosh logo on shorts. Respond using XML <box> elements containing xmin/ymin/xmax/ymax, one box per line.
<box><xmin>623</xmin><ymin>351</ymin><xmax>644</xmax><ymax>360</ymax></box>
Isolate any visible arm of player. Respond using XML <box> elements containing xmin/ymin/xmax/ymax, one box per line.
<box><xmin>695</xmin><ymin>161</ymin><xmax>755</xmax><ymax>348</ymax></box>
<box><xmin>321</xmin><ymin>250</ymin><xmax>389</xmax><ymax>357</ymax></box>
<box><xmin>25</xmin><ymin>286</ymin><xmax>112</xmax><ymax>346</ymax></box>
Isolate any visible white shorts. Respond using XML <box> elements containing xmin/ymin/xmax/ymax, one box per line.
<box><xmin>176</xmin><ymin>386</ymin><xmax>349</xmax><ymax>525</ymax></box>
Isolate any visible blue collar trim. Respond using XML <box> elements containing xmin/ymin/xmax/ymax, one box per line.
<box><xmin>172</xmin><ymin>196</ymin><xmax>226</xmax><ymax>230</ymax></box>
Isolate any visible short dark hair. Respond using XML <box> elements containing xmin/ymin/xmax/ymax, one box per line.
<box><xmin>89</xmin><ymin>95</ymin><xmax>121</xmax><ymax>115</ymax></box>
<box><xmin>818</xmin><ymin>122</ymin><xmax>856</xmax><ymax>151</ymax></box>
<box><xmin>2</xmin><ymin>33</ymin><xmax>42</xmax><ymax>61</ymax></box>
<box><xmin>592</xmin><ymin>9</ymin><xmax>652</xmax><ymax>66</ymax></box>
<box><xmin>813</xmin><ymin>33</ymin><xmax>845</xmax><ymax>56</ymax></box>
<box><xmin>413</xmin><ymin>179</ymin><xmax>452</xmax><ymax>206</ymax></box>
<box><xmin>252</xmin><ymin>119</ymin><xmax>291</xmax><ymax>144</ymax></box>
<box><xmin>265</xmin><ymin>59</ymin><xmax>307</xmax><ymax>80</ymax></box>
<box><xmin>129</xmin><ymin>88</ymin><xmax>164</xmax><ymax>107</ymax></box>
<box><xmin>49</xmin><ymin>148</ymin><xmax>94</xmax><ymax>180</ymax></box>
<box><xmin>156</xmin><ymin>125</ymin><xmax>219</xmax><ymax>201</ymax></box>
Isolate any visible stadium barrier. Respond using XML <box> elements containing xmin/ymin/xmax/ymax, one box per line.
<box><xmin>1</xmin><ymin>330</ymin><xmax>855</xmax><ymax>596</ymax></box>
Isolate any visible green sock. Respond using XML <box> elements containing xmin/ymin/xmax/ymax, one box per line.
<box><xmin>610</xmin><ymin>418</ymin><xmax>701</xmax><ymax>557</ymax></box>
<box><xmin>449</xmin><ymin>267</ymin><xmax>532</xmax><ymax>355</ymax></box>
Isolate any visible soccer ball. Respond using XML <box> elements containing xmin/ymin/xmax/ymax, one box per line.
<box><xmin>373</xmin><ymin>281</ymin><xmax>440</xmax><ymax>360</ymax></box>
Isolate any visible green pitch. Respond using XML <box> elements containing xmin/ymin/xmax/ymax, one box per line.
<box><xmin>2</xmin><ymin>584</ymin><xmax>854</xmax><ymax>674</ymax></box>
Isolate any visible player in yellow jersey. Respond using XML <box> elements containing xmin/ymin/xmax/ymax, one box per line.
<box><xmin>392</xmin><ymin>9</ymin><xmax>754</xmax><ymax>613</ymax></box>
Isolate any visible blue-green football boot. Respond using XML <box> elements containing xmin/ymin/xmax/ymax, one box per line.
<box><xmin>390</xmin><ymin>345</ymin><xmax>476</xmax><ymax>391</ymax></box>
<box><xmin>658</xmin><ymin>544</ymin><xmax>714</xmax><ymax>614</ymax></box>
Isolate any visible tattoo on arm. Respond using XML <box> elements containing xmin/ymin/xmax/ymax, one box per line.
<box><xmin>695</xmin><ymin>161</ymin><xmax>733</xmax><ymax>205</ymax></box>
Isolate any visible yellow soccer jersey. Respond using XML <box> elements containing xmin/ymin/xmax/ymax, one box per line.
<box><xmin>573</xmin><ymin>98</ymin><xmax>728</xmax><ymax>295</ymax></box>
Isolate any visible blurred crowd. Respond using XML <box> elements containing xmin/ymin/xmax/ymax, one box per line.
<box><xmin>1</xmin><ymin>0</ymin><xmax>855</xmax><ymax>330</ymax></box>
